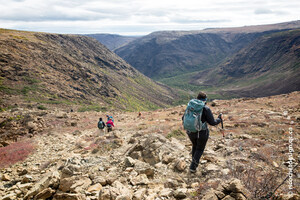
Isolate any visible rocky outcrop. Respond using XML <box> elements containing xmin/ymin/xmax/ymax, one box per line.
<box><xmin>202</xmin><ymin>179</ymin><xmax>250</xmax><ymax>200</ymax></box>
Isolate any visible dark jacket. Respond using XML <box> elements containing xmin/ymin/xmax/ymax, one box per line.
<box><xmin>201</xmin><ymin>106</ymin><xmax>221</xmax><ymax>126</ymax></box>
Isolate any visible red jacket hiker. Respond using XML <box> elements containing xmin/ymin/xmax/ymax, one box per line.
<box><xmin>106</xmin><ymin>119</ymin><xmax>114</xmax><ymax>127</ymax></box>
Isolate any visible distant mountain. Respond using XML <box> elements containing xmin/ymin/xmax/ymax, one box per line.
<box><xmin>114</xmin><ymin>21</ymin><xmax>300</xmax><ymax>98</ymax></box>
<box><xmin>115</xmin><ymin>21</ymin><xmax>300</xmax><ymax>80</ymax></box>
<box><xmin>115</xmin><ymin>31</ymin><xmax>274</xmax><ymax>79</ymax></box>
<box><xmin>197</xmin><ymin>29</ymin><xmax>300</xmax><ymax>97</ymax></box>
<box><xmin>0</xmin><ymin>29</ymin><xmax>176</xmax><ymax>111</ymax></box>
<box><xmin>85</xmin><ymin>33</ymin><xmax>139</xmax><ymax>51</ymax></box>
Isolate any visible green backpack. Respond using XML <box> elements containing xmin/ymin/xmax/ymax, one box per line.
<box><xmin>183</xmin><ymin>99</ymin><xmax>207</xmax><ymax>132</ymax></box>
<box><xmin>98</xmin><ymin>121</ymin><xmax>105</xmax><ymax>129</ymax></box>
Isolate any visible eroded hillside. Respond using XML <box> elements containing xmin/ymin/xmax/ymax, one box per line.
<box><xmin>0</xmin><ymin>29</ymin><xmax>176</xmax><ymax>113</ymax></box>
<box><xmin>0</xmin><ymin>92</ymin><xmax>299</xmax><ymax>199</ymax></box>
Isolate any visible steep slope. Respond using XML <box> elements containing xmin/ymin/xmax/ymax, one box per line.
<box><xmin>115</xmin><ymin>31</ymin><xmax>233</xmax><ymax>79</ymax></box>
<box><xmin>1</xmin><ymin>91</ymin><xmax>299</xmax><ymax>199</ymax></box>
<box><xmin>197</xmin><ymin>29</ymin><xmax>300</xmax><ymax>97</ymax></box>
<box><xmin>85</xmin><ymin>33</ymin><xmax>139</xmax><ymax>51</ymax></box>
<box><xmin>115</xmin><ymin>21</ymin><xmax>300</xmax><ymax>80</ymax></box>
<box><xmin>0</xmin><ymin>29</ymin><xmax>176</xmax><ymax>111</ymax></box>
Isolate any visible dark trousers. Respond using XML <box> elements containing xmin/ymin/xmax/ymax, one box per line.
<box><xmin>187</xmin><ymin>129</ymin><xmax>209</xmax><ymax>170</ymax></box>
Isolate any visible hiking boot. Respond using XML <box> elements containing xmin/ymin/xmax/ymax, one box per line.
<box><xmin>189</xmin><ymin>162</ymin><xmax>197</xmax><ymax>173</ymax></box>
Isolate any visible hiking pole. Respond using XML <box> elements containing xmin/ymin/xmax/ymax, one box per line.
<box><xmin>219</xmin><ymin>113</ymin><xmax>224</xmax><ymax>137</ymax></box>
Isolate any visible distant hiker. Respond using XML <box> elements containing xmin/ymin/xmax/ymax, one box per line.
<box><xmin>182</xmin><ymin>91</ymin><xmax>222</xmax><ymax>173</ymax></box>
<box><xmin>98</xmin><ymin>118</ymin><xmax>106</xmax><ymax>135</ymax></box>
<box><xmin>106</xmin><ymin>119</ymin><xmax>115</xmax><ymax>133</ymax></box>
<box><xmin>138</xmin><ymin>112</ymin><xmax>142</xmax><ymax>118</ymax></box>
<box><xmin>106</xmin><ymin>115</ymin><xmax>114</xmax><ymax>122</ymax></box>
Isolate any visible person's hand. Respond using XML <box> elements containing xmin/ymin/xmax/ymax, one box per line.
<box><xmin>218</xmin><ymin>113</ymin><xmax>223</xmax><ymax>120</ymax></box>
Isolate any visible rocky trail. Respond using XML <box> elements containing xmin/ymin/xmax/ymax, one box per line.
<box><xmin>0</xmin><ymin>92</ymin><xmax>299</xmax><ymax>200</ymax></box>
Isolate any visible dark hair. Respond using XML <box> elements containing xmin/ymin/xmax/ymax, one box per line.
<box><xmin>197</xmin><ymin>92</ymin><xmax>207</xmax><ymax>100</ymax></box>
<box><xmin>99</xmin><ymin>118</ymin><xmax>102</xmax><ymax>121</ymax></box>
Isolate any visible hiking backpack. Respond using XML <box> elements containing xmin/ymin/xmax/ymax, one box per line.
<box><xmin>98</xmin><ymin>121</ymin><xmax>105</xmax><ymax>129</ymax></box>
<box><xmin>183</xmin><ymin>99</ymin><xmax>206</xmax><ymax>132</ymax></box>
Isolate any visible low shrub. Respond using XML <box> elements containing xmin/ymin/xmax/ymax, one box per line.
<box><xmin>0</xmin><ymin>140</ymin><xmax>35</xmax><ymax>168</ymax></box>
<box><xmin>166</xmin><ymin>129</ymin><xmax>185</xmax><ymax>139</ymax></box>
<box><xmin>37</xmin><ymin>105</ymin><xmax>47</xmax><ymax>110</ymax></box>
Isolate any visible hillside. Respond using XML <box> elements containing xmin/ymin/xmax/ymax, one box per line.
<box><xmin>0</xmin><ymin>91</ymin><xmax>299</xmax><ymax>199</ymax></box>
<box><xmin>114</xmin><ymin>21</ymin><xmax>300</xmax><ymax>99</ymax></box>
<box><xmin>85</xmin><ymin>34</ymin><xmax>139</xmax><ymax>51</ymax></box>
<box><xmin>195</xmin><ymin>29</ymin><xmax>300</xmax><ymax>97</ymax></box>
<box><xmin>0</xmin><ymin>29</ymin><xmax>176</xmax><ymax>112</ymax></box>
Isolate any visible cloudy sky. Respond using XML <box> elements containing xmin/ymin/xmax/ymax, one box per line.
<box><xmin>0</xmin><ymin>0</ymin><xmax>299</xmax><ymax>35</ymax></box>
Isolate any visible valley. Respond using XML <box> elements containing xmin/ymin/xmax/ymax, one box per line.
<box><xmin>110</xmin><ymin>21</ymin><xmax>300</xmax><ymax>99</ymax></box>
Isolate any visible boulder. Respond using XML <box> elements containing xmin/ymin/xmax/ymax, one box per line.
<box><xmin>53</xmin><ymin>193</ymin><xmax>85</xmax><ymax>200</ymax></box>
<box><xmin>130</xmin><ymin>174</ymin><xmax>149</xmax><ymax>185</ymax></box>
<box><xmin>133</xmin><ymin>188</ymin><xmax>147</xmax><ymax>200</ymax></box>
<box><xmin>222</xmin><ymin>178</ymin><xmax>248</xmax><ymax>194</ymax></box>
<box><xmin>134</xmin><ymin>160</ymin><xmax>155</xmax><ymax>178</ymax></box>
<box><xmin>124</xmin><ymin>157</ymin><xmax>135</xmax><ymax>167</ymax></box>
<box><xmin>22</xmin><ymin>175</ymin><xmax>33</xmax><ymax>183</ymax></box>
<box><xmin>87</xmin><ymin>183</ymin><xmax>102</xmax><ymax>193</ymax></box>
<box><xmin>24</xmin><ymin>170</ymin><xmax>60</xmax><ymax>200</ymax></box>
<box><xmin>173</xmin><ymin>188</ymin><xmax>187</xmax><ymax>199</ymax></box>
<box><xmin>174</xmin><ymin>159</ymin><xmax>187</xmax><ymax>172</ymax></box>
<box><xmin>1</xmin><ymin>193</ymin><xmax>17</xmax><ymax>200</ymax></box>
<box><xmin>159</xmin><ymin>188</ymin><xmax>173</xmax><ymax>197</ymax></box>
<box><xmin>34</xmin><ymin>188</ymin><xmax>55</xmax><ymax>200</ymax></box>
<box><xmin>99</xmin><ymin>181</ymin><xmax>133</xmax><ymax>200</ymax></box>
<box><xmin>201</xmin><ymin>189</ymin><xmax>218</xmax><ymax>200</ymax></box>
<box><xmin>59</xmin><ymin>176</ymin><xmax>92</xmax><ymax>193</ymax></box>
<box><xmin>1</xmin><ymin>174</ymin><xmax>11</xmax><ymax>181</ymax></box>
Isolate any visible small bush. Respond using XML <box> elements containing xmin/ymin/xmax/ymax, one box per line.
<box><xmin>166</xmin><ymin>129</ymin><xmax>185</xmax><ymax>139</ymax></box>
<box><xmin>229</xmin><ymin>164</ymin><xmax>284</xmax><ymax>199</ymax></box>
<box><xmin>37</xmin><ymin>105</ymin><xmax>47</xmax><ymax>110</ymax></box>
<box><xmin>0</xmin><ymin>140</ymin><xmax>35</xmax><ymax>168</ymax></box>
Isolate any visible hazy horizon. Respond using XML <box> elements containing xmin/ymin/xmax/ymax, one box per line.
<box><xmin>1</xmin><ymin>0</ymin><xmax>299</xmax><ymax>36</ymax></box>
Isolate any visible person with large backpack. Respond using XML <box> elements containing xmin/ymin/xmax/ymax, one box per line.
<box><xmin>182</xmin><ymin>91</ymin><xmax>223</xmax><ymax>173</ymax></box>
<box><xmin>98</xmin><ymin>118</ymin><xmax>106</xmax><ymax>135</ymax></box>
<box><xmin>106</xmin><ymin>118</ymin><xmax>115</xmax><ymax>133</ymax></box>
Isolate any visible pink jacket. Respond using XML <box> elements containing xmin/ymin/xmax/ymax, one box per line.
<box><xmin>106</xmin><ymin>120</ymin><xmax>114</xmax><ymax>127</ymax></box>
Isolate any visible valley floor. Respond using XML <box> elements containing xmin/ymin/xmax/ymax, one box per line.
<box><xmin>0</xmin><ymin>92</ymin><xmax>299</xmax><ymax>200</ymax></box>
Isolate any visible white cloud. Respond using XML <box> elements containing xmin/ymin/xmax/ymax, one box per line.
<box><xmin>0</xmin><ymin>0</ymin><xmax>299</xmax><ymax>35</ymax></box>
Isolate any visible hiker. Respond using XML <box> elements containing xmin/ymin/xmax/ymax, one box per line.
<box><xmin>106</xmin><ymin>118</ymin><xmax>115</xmax><ymax>133</ymax></box>
<box><xmin>182</xmin><ymin>91</ymin><xmax>223</xmax><ymax>173</ymax></box>
<box><xmin>106</xmin><ymin>115</ymin><xmax>114</xmax><ymax>122</ymax></box>
<box><xmin>97</xmin><ymin>118</ymin><xmax>106</xmax><ymax>135</ymax></box>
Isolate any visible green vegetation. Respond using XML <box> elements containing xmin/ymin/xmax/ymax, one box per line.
<box><xmin>78</xmin><ymin>104</ymin><xmax>107</xmax><ymax>112</ymax></box>
<box><xmin>166</xmin><ymin>129</ymin><xmax>185</xmax><ymax>140</ymax></box>
<box><xmin>0</xmin><ymin>77</ymin><xmax>16</xmax><ymax>95</ymax></box>
<box><xmin>10</xmin><ymin>35</ymin><xmax>29</xmax><ymax>41</ymax></box>
<box><xmin>37</xmin><ymin>105</ymin><xmax>47</xmax><ymax>110</ymax></box>
<box><xmin>23</xmin><ymin>77</ymin><xmax>40</xmax><ymax>84</ymax></box>
<box><xmin>116</xmin><ymin>94</ymin><xmax>160</xmax><ymax>111</ymax></box>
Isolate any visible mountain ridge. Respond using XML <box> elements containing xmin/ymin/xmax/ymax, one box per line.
<box><xmin>0</xmin><ymin>28</ymin><xmax>176</xmax><ymax>111</ymax></box>
<box><xmin>113</xmin><ymin>21</ymin><xmax>300</xmax><ymax>98</ymax></box>
<box><xmin>85</xmin><ymin>33</ymin><xmax>140</xmax><ymax>51</ymax></box>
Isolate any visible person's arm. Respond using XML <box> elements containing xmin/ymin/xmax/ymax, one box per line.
<box><xmin>203</xmin><ymin>106</ymin><xmax>221</xmax><ymax>126</ymax></box>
